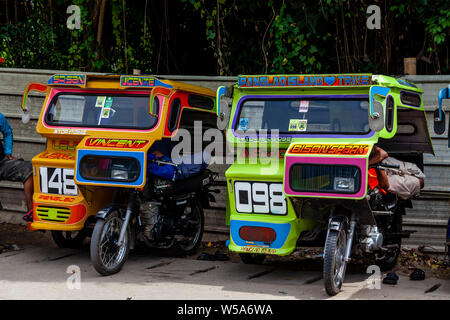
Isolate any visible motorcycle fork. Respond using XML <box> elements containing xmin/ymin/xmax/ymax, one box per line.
<box><xmin>118</xmin><ymin>191</ymin><xmax>138</xmax><ymax>246</ymax></box>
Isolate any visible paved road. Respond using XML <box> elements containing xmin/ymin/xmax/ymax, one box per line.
<box><xmin>0</xmin><ymin>242</ymin><xmax>449</xmax><ymax>300</ymax></box>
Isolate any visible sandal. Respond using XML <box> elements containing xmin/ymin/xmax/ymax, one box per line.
<box><xmin>383</xmin><ymin>272</ymin><xmax>399</xmax><ymax>285</ymax></box>
<box><xmin>410</xmin><ymin>268</ymin><xmax>425</xmax><ymax>280</ymax></box>
<box><xmin>22</xmin><ymin>209</ymin><xmax>33</xmax><ymax>222</ymax></box>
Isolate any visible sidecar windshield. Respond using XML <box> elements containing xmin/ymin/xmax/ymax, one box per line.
<box><xmin>235</xmin><ymin>97</ymin><xmax>370</xmax><ymax>135</ymax></box>
<box><xmin>45</xmin><ymin>92</ymin><xmax>157</xmax><ymax>130</ymax></box>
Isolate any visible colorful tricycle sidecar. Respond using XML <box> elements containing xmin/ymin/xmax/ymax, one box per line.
<box><xmin>21</xmin><ymin>74</ymin><xmax>219</xmax><ymax>274</ymax></box>
<box><xmin>217</xmin><ymin>74</ymin><xmax>434</xmax><ymax>295</ymax></box>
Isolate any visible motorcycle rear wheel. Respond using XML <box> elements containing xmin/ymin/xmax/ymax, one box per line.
<box><xmin>90</xmin><ymin>209</ymin><xmax>130</xmax><ymax>276</ymax></box>
<box><xmin>170</xmin><ymin>198</ymin><xmax>204</xmax><ymax>256</ymax></box>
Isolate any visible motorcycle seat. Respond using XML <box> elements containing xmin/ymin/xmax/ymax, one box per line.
<box><xmin>169</xmin><ymin>169</ymin><xmax>212</xmax><ymax>194</ymax></box>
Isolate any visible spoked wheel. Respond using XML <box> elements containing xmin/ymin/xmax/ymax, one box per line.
<box><xmin>323</xmin><ymin>223</ymin><xmax>348</xmax><ymax>296</ymax></box>
<box><xmin>171</xmin><ymin>198</ymin><xmax>204</xmax><ymax>256</ymax></box>
<box><xmin>239</xmin><ymin>253</ymin><xmax>266</xmax><ymax>265</ymax></box>
<box><xmin>90</xmin><ymin>209</ymin><xmax>130</xmax><ymax>276</ymax></box>
<box><xmin>51</xmin><ymin>230</ymin><xmax>88</xmax><ymax>249</ymax></box>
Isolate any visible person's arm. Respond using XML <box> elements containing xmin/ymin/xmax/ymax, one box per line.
<box><xmin>369</xmin><ymin>146</ymin><xmax>388</xmax><ymax>165</ymax></box>
<box><xmin>0</xmin><ymin>114</ymin><xmax>14</xmax><ymax>158</ymax></box>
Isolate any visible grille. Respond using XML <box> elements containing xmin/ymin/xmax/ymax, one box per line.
<box><xmin>289</xmin><ymin>164</ymin><xmax>361</xmax><ymax>194</ymax></box>
<box><xmin>36</xmin><ymin>206</ymin><xmax>71</xmax><ymax>222</ymax></box>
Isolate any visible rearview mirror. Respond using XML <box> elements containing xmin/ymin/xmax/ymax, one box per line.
<box><xmin>369</xmin><ymin>101</ymin><xmax>384</xmax><ymax>132</ymax></box>
<box><xmin>434</xmin><ymin>87</ymin><xmax>449</xmax><ymax>135</ymax></box>
<box><xmin>216</xmin><ymin>99</ymin><xmax>231</xmax><ymax>131</ymax></box>
<box><xmin>20</xmin><ymin>82</ymin><xmax>47</xmax><ymax>124</ymax></box>
<box><xmin>216</xmin><ymin>86</ymin><xmax>232</xmax><ymax>118</ymax></box>
<box><xmin>369</xmin><ymin>86</ymin><xmax>390</xmax><ymax>132</ymax></box>
<box><xmin>149</xmin><ymin>86</ymin><xmax>171</xmax><ymax>116</ymax></box>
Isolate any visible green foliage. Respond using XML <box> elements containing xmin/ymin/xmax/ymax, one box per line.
<box><xmin>0</xmin><ymin>0</ymin><xmax>449</xmax><ymax>75</ymax></box>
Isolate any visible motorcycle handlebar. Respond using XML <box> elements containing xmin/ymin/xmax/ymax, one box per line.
<box><xmin>371</xmin><ymin>162</ymin><xmax>400</xmax><ymax>169</ymax></box>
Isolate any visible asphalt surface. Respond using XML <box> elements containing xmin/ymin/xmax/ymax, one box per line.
<box><xmin>0</xmin><ymin>228</ymin><xmax>449</xmax><ymax>300</ymax></box>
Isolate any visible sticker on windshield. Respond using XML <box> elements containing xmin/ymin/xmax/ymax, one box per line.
<box><xmin>289</xmin><ymin>119</ymin><xmax>299</xmax><ymax>131</ymax></box>
<box><xmin>238</xmin><ymin>118</ymin><xmax>248</xmax><ymax>131</ymax></box>
<box><xmin>101</xmin><ymin>108</ymin><xmax>111</xmax><ymax>118</ymax></box>
<box><xmin>299</xmin><ymin>100</ymin><xmax>309</xmax><ymax>112</ymax></box>
<box><xmin>95</xmin><ymin>96</ymin><xmax>106</xmax><ymax>108</ymax></box>
<box><xmin>298</xmin><ymin>119</ymin><xmax>307</xmax><ymax>131</ymax></box>
<box><xmin>105</xmin><ymin>97</ymin><xmax>113</xmax><ymax>107</ymax></box>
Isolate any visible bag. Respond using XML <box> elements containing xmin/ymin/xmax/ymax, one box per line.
<box><xmin>383</xmin><ymin>157</ymin><xmax>425</xmax><ymax>199</ymax></box>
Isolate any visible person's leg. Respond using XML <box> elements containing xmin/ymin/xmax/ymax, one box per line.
<box><xmin>23</xmin><ymin>175</ymin><xmax>33</xmax><ymax>211</ymax></box>
<box><xmin>0</xmin><ymin>158</ymin><xmax>34</xmax><ymax>221</ymax></box>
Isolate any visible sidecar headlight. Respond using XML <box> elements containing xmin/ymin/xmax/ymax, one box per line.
<box><xmin>111</xmin><ymin>164</ymin><xmax>129</xmax><ymax>180</ymax></box>
<box><xmin>79</xmin><ymin>156</ymin><xmax>140</xmax><ymax>182</ymax></box>
<box><xmin>334</xmin><ymin>177</ymin><xmax>355</xmax><ymax>191</ymax></box>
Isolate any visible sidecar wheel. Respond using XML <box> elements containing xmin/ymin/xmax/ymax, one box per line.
<box><xmin>90</xmin><ymin>209</ymin><xmax>130</xmax><ymax>276</ymax></box>
<box><xmin>51</xmin><ymin>230</ymin><xmax>87</xmax><ymax>249</ymax></box>
<box><xmin>239</xmin><ymin>253</ymin><xmax>266</xmax><ymax>265</ymax></box>
<box><xmin>323</xmin><ymin>225</ymin><xmax>348</xmax><ymax>296</ymax></box>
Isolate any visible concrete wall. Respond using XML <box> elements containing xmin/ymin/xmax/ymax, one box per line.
<box><xmin>0</xmin><ymin>68</ymin><xmax>449</xmax><ymax>253</ymax></box>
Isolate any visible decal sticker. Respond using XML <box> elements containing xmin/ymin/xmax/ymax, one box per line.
<box><xmin>53</xmin><ymin>140</ymin><xmax>80</xmax><ymax>150</ymax></box>
<box><xmin>298</xmin><ymin>119</ymin><xmax>307</xmax><ymax>131</ymax></box>
<box><xmin>234</xmin><ymin>181</ymin><xmax>286</xmax><ymax>214</ymax></box>
<box><xmin>105</xmin><ymin>96</ymin><xmax>113</xmax><ymax>107</ymax></box>
<box><xmin>119</xmin><ymin>76</ymin><xmax>174</xmax><ymax>89</ymax></box>
<box><xmin>48</xmin><ymin>74</ymin><xmax>86</xmax><ymax>86</ymax></box>
<box><xmin>288</xmin><ymin>144</ymin><xmax>370</xmax><ymax>155</ymax></box>
<box><xmin>38</xmin><ymin>194</ymin><xmax>76</xmax><ymax>202</ymax></box>
<box><xmin>85</xmin><ymin>138</ymin><xmax>149</xmax><ymax>149</ymax></box>
<box><xmin>39</xmin><ymin>167</ymin><xmax>78</xmax><ymax>196</ymax></box>
<box><xmin>288</xmin><ymin>119</ymin><xmax>299</xmax><ymax>131</ymax></box>
<box><xmin>238</xmin><ymin>118</ymin><xmax>248</xmax><ymax>131</ymax></box>
<box><xmin>95</xmin><ymin>96</ymin><xmax>106</xmax><ymax>108</ymax></box>
<box><xmin>101</xmin><ymin>108</ymin><xmax>111</xmax><ymax>118</ymax></box>
<box><xmin>53</xmin><ymin>128</ymin><xmax>86</xmax><ymax>135</ymax></box>
<box><xmin>39</xmin><ymin>152</ymin><xmax>75</xmax><ymax>160</ymax></box>
<box><xmin>299</xmin><ymin>100</ymin><xmax>309</xmax><ymax>112</ymax></box>
<box><xmin>238</xmin><ymin>246</ymin><xmax>278</xmax><ymax>255</ymax></box>
<box><xmin>237</xmin><ymin>74</ymin><xmax>371</xmax><ymax>88</ymax></box>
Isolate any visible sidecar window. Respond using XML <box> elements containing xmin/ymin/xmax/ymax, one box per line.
<box><xmin>235</xmin><ymin>97</ymin><xmax>370</xmax><ymax>135</ymax></box>
<box><xmin>46</xmin><ymin>93</ymin><xmax>157</xmax><ymax>130</ymax></box>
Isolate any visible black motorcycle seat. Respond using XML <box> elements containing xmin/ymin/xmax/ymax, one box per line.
<box><xmin>166</xmin><ymin>169</ymin><xmax>212</xmax><ymax>195</ymax></box>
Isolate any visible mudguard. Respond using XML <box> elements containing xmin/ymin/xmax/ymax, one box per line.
<box><xmin>96</xmin><ymin>205</ymin><xmax>120</xmax><ymax>220</ymax></box>
<box><xmin>328</xmin><ymin>215</ymin><xmax>348</xmax><ymax>232</ymax></box>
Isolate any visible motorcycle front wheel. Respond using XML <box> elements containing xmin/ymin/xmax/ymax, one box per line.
<box><xmin>90</xmin><ymin>209</ymin><xmax>130</xmax><ymax>276</ymax></box>
<box><xmin>323</xmin><ymin>224</ymin><xmax>348</xmax><ymax>296</ymax></box>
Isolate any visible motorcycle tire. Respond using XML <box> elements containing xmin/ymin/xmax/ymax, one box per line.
<box><xmin>90</xmin><ymin>209</ymin><xmax>130</xmax><ymax>276</ymax></box>
<box><xmin>376</xmin><ymin>213</ymin><xmax>402</xmax><ymax>271</ymax></box>
<box><xmin>170</xmin><ymin>197</ymin><xmax>204</xmax><ymax>257</ymax></box>
<box><xmin>323</xmin><ymin>222</ymin><xmax>348</xmax><ymax>296</ymax></box>
<box><xmin>239</xmin><ymin>253</ymin><xmax>266</xmax><ymax>265</ymax></box>
<box><xmin>51</xmin><ymin>230</ymin><xmax>88</xmax><ymax>249</ymax></box>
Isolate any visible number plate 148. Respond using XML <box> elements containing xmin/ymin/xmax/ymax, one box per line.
<box><xmin>39</xmin><ymin>167</ymin><xmax>78</xmax><ymax>195</ymax></box>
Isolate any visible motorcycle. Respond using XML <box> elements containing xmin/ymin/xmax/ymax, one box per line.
<box><xmin>90</xmin><ymin>158</ymin><xmax>218</xmax><ymax>275</ymax></box>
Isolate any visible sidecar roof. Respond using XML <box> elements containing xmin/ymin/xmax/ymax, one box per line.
<box><xmin>46</xmin><ymin>74</ymin><xmax>215</xmax><ymax>97</ymax></box>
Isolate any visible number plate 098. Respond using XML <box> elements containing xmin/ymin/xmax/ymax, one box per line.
<box><xmin>234</xmin><ymin>181</ymin><xmax>287</xmax><ymax>215</ymax></box>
